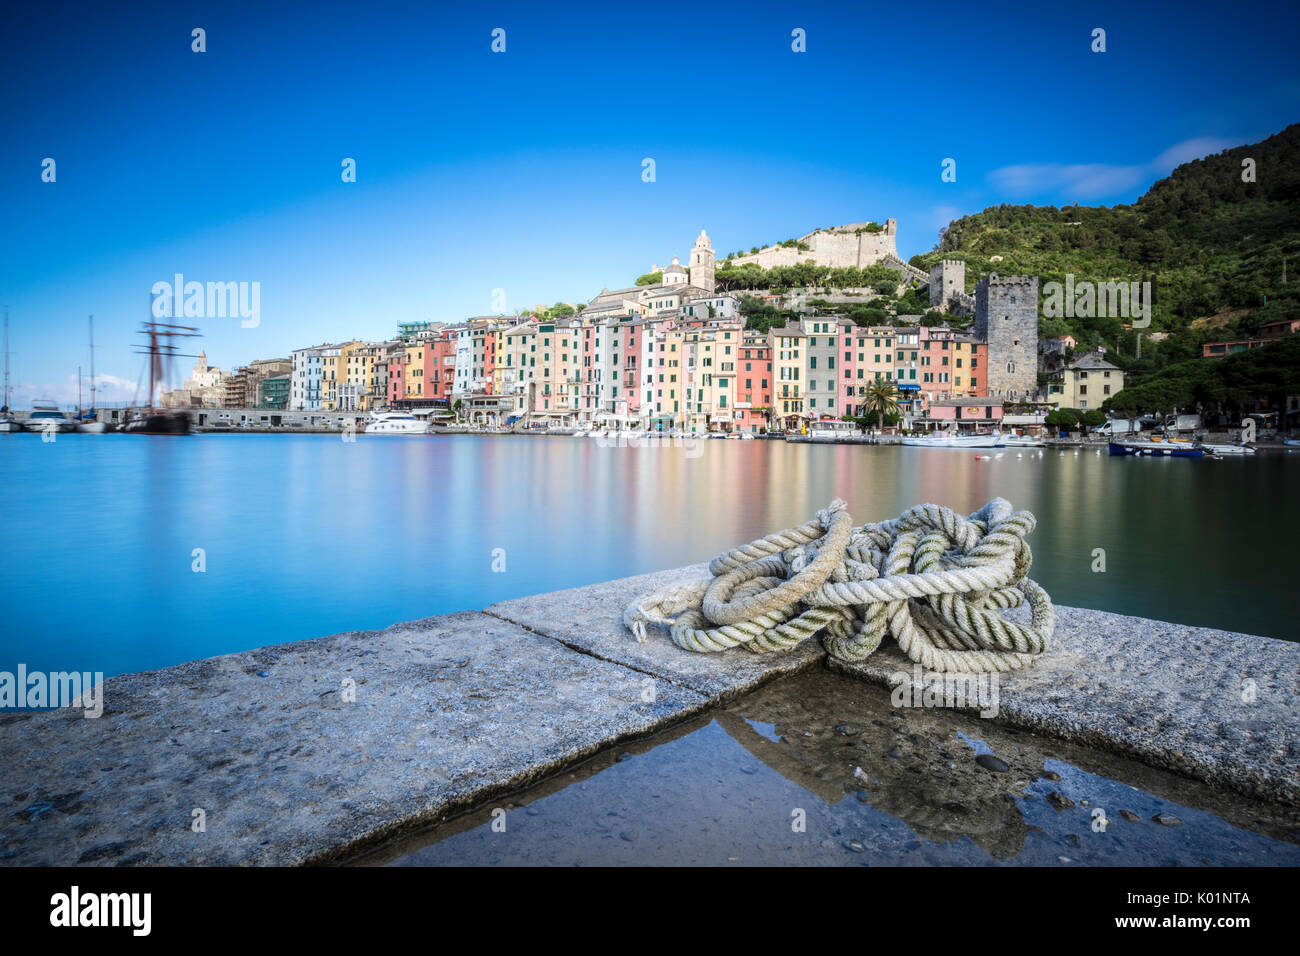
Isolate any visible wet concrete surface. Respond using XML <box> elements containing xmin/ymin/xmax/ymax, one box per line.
<box><xmin>358</xmin><ymin>671</ymin><xmax>1300</xmax><ymax>866</ymax></box>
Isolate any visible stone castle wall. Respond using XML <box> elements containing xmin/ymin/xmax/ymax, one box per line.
<box><xmin>727</xmin><ymin>220</ymin><xmax>898</xmax><ymax>270</ymax></box>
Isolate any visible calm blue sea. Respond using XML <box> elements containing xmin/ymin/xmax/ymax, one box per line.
<box><xmin>1</xmin><ymin>433</ymin><xmax>1295</xmax><ymax>677</ymax></box>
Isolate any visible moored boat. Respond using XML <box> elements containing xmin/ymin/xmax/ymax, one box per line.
<box><xmin>123</xmin><ymin>410</ymin><xmax>191</xmax><ymax>435</ymax></box>
<box><xmin>1201</xmin><ymin>442</ymin><xmax>1254</xmax><ymax>455</ymax></box>
<box><xmin>364</xmin><ymin>411</ymin><xmax>429</xmax><ymax>435</ymax></box>
<box><xmin>1108</xmin><ymin>439</ymin><xmax>1204</xmax><ymax>458</ymax></box>
<box><xmin>806</xmin><ymin>420</ymin><xmax>862</xmax><ymax>441</ymax></box>
<box><xmin>26</xmin><ymin>401</ymin><xmax>78</xmax><ymax>433</ymax></box>
<box><xmin>902</xmin><ymin>430</ymin><xmax>1005</xmax><ymax>448</ymax></box>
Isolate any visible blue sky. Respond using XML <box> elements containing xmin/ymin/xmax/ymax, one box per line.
<box><xmin>1</xmin><ymin>0</ymin><xmax>1296</xmax><ymax>405</ymax></box>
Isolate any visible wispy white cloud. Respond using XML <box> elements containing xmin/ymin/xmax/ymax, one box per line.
<box><xmin>9</xmin><ymin>373</ymin><xmax>157</xmax><ymax>410</ymax></box>
<box><xmin>987</xmin><ymin>136</ymin><xmax>1239</xmax><ymax>202</ymax></box>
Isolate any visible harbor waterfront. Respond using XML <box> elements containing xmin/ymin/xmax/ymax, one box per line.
<box><xmin>0</xmin><ymin>433</ymin><xmax>1295</xmax><ymax>680</ymax></box>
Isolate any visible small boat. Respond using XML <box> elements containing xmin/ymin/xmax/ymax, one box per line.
<box><xmin>365</xmin><ymin>411</ymin><xmax>429</xmax><ymax>435</ymax></box>
<box><xmin>1201</xmin><ymin>442</ymin><xmax>1254</xmax><ymax>455</ymax></box>
<box><xmin>902</xmin><ymin>430</ymin><xmax>1005</xmax><ymax>448</ymax></box>
<box><xmin>806</xmin><ymin>420</ymin><xmax>862</xmax><ymax>441</ymax></box>
<box><xmin>26</xmin><ymin>401</ymin><xmax>78</xmax><ymax>433</ymax></box>
<box><xmin>1002</xmin><ymin>434</ymin><xmax>1045</xmax><ymax>447</ymax></box>
<box><xmin>1108</xmin><ymin>440</ymin><xmax>1204</xmax><ymax>458</ymax></box>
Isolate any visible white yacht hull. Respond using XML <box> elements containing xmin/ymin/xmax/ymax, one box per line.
<box><xmin>366</xmin><ymin>423</ymin><xmax>428</xmax><ymax>434</ymax></box>
<box><xmin>902</xmin><ymin>432</ymin><xmax>1005</xmax><ymax>448</ymax></box>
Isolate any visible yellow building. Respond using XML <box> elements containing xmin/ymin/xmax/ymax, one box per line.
<box><xmin>683</xmin><ymin>323</ymin><xmax>742</xmax><ymax>431</ymax></box>
<box><xmin>1047</xmin><ymin>353</ymin><xmax>1124</xmax><ymax>411</ymax></box>
<box><xmin>403</xmin><ymin>341</ymin><xmax>426</xmax><ymax>400</ymax></box>
<box><xmin>496</xmin><ymin>321</ymin><xmax>537</xmax><ymax>401</ymax></box>
<box><xmin>320</xmin><ymin>341</ymin><xmax>362</xmax><ymax>410</ymax></box>
<box><xmin>771</xmin><ymin>327</ymin><xmax>806</xmax><ymax>426</ymax></box>
<box><xmin>647</xmin><ymin>327</ymin><xmax>685</xmax><ymax>427</ymax></box>
<box><xmin>342</xmin><ymin>344</ymin><xmax>382</xmax><ymax>411</ymax></box>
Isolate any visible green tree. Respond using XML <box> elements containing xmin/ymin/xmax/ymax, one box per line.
<box><xmin>1045</xmin><ymin>408</ymin><xmax>1080</xmax><ymax>435</ymax></box>
<box><xmin>864</xmin><ymin>381</ymin><xmax>900</xmax><ymax>426</ymax></box>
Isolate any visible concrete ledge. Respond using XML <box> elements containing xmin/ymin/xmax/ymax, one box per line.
<box><xmin>1</xmin><ymin>566</ymin><xmax>1296</xmax><ymax>867</ymax></box>
<box><xmin>487</xmin><ymin>563</ymin><xmax>826</xmax><ymax>700</ymax></box>
<box><xmin>0</xmin><ymin>610</ymin><xmax>708</xmax><ymax>866</ymax></box>
<box><xmin>829</xmin><ymin>604</ymin><xmax>1300</xmax><ymax>805</ymax></box>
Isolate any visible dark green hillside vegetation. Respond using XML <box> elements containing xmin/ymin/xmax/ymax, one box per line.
<box><xmin>910</xmin><ymin>123</ymin><xmax>1300</xmax><ymax>376</ymax></box>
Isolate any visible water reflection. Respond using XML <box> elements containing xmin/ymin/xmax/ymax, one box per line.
<box><xmin>358</xmin><ymin>671</ymin><xmax>1300</xmax><ymax>867</ymax></box>
<box><xmin>0</xmin><ymin>435</ymin><xmax>1295</xmax><ymax>677</ymax></box>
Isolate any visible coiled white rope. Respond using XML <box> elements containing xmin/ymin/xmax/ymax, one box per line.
<box><xmin>624</xmin><ymin>498</ymin><xmax>1054</xmax><ymax>673</ymax></box>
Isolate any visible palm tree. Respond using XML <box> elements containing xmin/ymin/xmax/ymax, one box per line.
<box><xmin>865</xmin><ymin>381</ymin><xmax>899</xmax><ymax>428</ymax></box>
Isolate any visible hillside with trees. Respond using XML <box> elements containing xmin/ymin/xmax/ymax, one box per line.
<box><xmin>909</xmin><ymin>123</ymin><xmax>1299</xmax><ymax>384</ymax></box>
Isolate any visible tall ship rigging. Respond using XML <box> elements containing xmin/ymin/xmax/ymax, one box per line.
<box><xmin>123</xmin><ymin>320</ymin><xmax>201</xmax><ymax>435</ymax></box>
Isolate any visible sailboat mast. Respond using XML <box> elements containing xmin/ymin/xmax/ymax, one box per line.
<box><xmin>88</xmin><ymin>314</ymin><xmax>95</xmax><ymax>413</ymax></box>
<box><xmin>3</xmin><ymin>307</ymin><xmax>9</xmax><ymax>411</ymax></box>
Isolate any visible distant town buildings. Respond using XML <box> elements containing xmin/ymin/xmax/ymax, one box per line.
<box><xmin>158</xmin><ymin>223</ymin><xmax>1092</xmax><ymax>431</ymax></box>
<box><xmin>1202</xmin><ymin>318</ymin><xmax>1300</xmax><ymax>358</ymax></box>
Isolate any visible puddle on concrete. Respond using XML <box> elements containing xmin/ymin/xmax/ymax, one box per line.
<box><xmin>350</xmin><ymin>670</ymin><xmax>1300</xmax><ymax>866</ymax></box>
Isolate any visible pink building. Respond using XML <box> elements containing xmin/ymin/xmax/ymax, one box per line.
<box><xmin>736</xmin><ymin>334</ymin><xmax>772</xmax><ymax>432</ymax></box>
<box><xmin>387</xmin><ymin>352</ymin><xmax>405</xmax><ymax>405</ymax></box>
<box><xmin>928</xmin><ymin>397</ymin><xmax>1003</xmax><ymax>430</ymax></box>
<box><xmin>837</xmin><ymin>318</ymin><xmax>859</xmax><ymax>416</ymax></box>
<box><xmin>428</xmin><ymin>335</ymin><xmax>455</xmax><ymax>401</ymax></box>
<box><xmin>615</xmin><ymin>321</ymin><xmax>641</xmax><ymax>419</ymax></box>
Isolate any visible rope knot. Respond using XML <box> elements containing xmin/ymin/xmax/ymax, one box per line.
<box><xmin>625</xmin><ymin>499</ymin><xmax>1055</xmax><ymax>673</ymax></box>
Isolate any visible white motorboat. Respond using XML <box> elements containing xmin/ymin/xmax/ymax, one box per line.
<box><xmin>902</xmin><ymin>430</ymin><xmax>1005</xmax><ymax>448</ymax></box>
<box><xmin>1201</xmin><ymin>442</ymin><xmax>1254</xmax><ymax>455</ymax></box>
<box><xmin>807</xmin><ymin>420</ymin><xmax>862</xmax><ymax>441</ymax></box>
<box><xmin>1002</xmin><ymin>433</ymin><xmax>1044</xmax><ymax>447</ymax></box>
<box><xmin>365</xmin><ymin>411</ymin><xmax>429</xmax><ymax>435</ymax></box>
<box><xmin>26</xmin><ymin>401</ymin><xmax>78</xmax><ymax>434</ymax></box>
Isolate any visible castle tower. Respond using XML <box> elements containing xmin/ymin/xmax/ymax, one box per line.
<box><xmin>929</xmin><ymin>259</ymin><xmax>966</xmax><ymax>311</ymax></box>
<box><xmin>975</xmin><ymin>274</ymin><xmax>1038</xmax><ymax>401</ymax></box>
<box><xmin>689</xmin><ymin>229</ymin><xmax>716</xmax><ymax>293</ymax></box>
